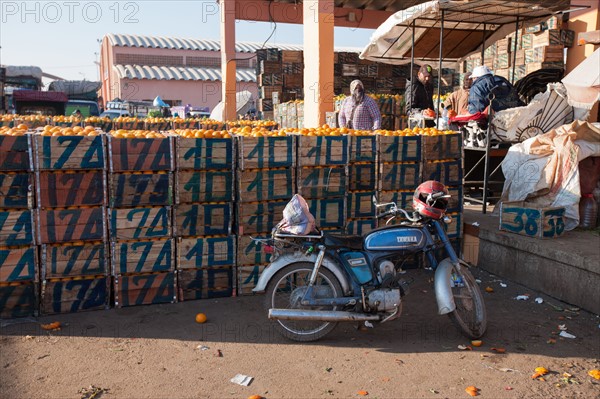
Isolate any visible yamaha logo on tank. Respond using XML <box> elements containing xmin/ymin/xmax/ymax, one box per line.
<box><xmin>397</xmin><ymin>236</ymin><xmax>418</xmax><ymax>243</ymax></box>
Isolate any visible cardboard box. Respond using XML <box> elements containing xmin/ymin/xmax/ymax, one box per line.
<box><xmin>500</xmin><ymin>201</ymin><xmax>566</xmax><ymax>239</ymax></box>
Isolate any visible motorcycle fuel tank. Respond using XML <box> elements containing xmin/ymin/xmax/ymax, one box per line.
<box><xmin>364</xmin><ymin>227</ymin><xmax>426</xmax><ymax>251</ymax></box>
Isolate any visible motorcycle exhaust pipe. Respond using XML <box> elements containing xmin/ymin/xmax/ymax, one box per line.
<box><xmin>269</xmin><ymin>308</ymin><xmax>381</xmax><ymax>322</ymax></box>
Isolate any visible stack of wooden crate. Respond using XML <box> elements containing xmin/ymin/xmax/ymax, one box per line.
<box><xmin>35</xmin><ymin>132</ymin><xmax>110</xmax><ymax>315</ymax></box>
<box><xmin>0</xmin><ymin>133</ymin><xmax>37</xmax><ymax>318</ymax></box>
<box><xmin>297</xmin><ymin>135</ymin><xmax>348</xmax><ymax>233</ymax></box>
<box><xmin>346</xmin><ymin>134</ymin><xmax>378</xmax><ymax>235</ymax></box>
<box><xmin>421</xmin><ymin>133</ymin><xmax>464</xmax><ymax>254</ymax></box>
<box><xmin>174</xmin><ymin>135</ymin><xmax>236</xmax><ymax>301</ymax></box>
<box><xmin>378</xmin><ymin>135</ymin><xmax>422</xmax><ymax>210</ymax></box>
<box><xmin>107</xmin><ymin>134</ymin><xmax>177</xmax><ymax>308</ymax></box>
<box><xmin>235</xmin><ymin>135</ymin><xmax>296</xmax><ymax>294</ymax></box>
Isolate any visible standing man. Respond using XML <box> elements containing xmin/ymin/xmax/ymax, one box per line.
<box><xmin>338</xmin><ymin>80</ymin><xmax>382</xmax><ymax>131</ymax></box>
<box><xmin>443</xmin><ymin>72</ymin><xmax>472</xmax><ymax>115</ymax></box>
<box><xmin>405</xmin><ymin>64</ymin><xmax>435</xmax><ymax>114</ymax></box>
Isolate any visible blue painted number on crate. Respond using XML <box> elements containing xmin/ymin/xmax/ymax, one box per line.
<box><xmin>184</xmin><ymin>237</ymin><xmax>234</xmax><ymax>268</ymax></box>
<box><xmin>0</xmin><ymin>211</ymin><xmax>32</xmax><ymax>245</ymax></box>
<box><xmin>126</xmin><ymin>207</ymin><xmax>169</xmax><ymax>239</ymax></box>
<box><xmin>52</xmin><ymin>279</ymin><xmax>107</xmax><ymax>313</ymax></box>
<box><xmin>122</xmin><ymin>273</ymin><xmax>174</xmax><ymax>306</ymax></box>
<box><xmin>543</xmin><ymin>208</ymin><xmax>565</xmax><ymax>238</ymax></box>
<box><xmin>50</xmin><ymin>245</ymin><xmax>105</xmax><ymax>276</ymax></box>
<box><xmin>181</xmin><ymin>204</ymin><xmax>229</xmax><ymax>236</ymax></box>
<box><xmin>502</xmin><ymin>207</ymin><xmax>540</xmax><ymax>236</ymax></box>
<box><xmin>0</xmin><ymin>247</ymin><xmax>36</xmax><ymax>281</ymax></box>
<box><xmin>184</xmin><ymin>139</ymin><xmax>231</xmax><ymax>169</ymax></box>
<box><xmin>0</xmin><ymin>174</ymin><xmax>29</xmax><ymax>208</ymax></box>
<box><xmin>118</xmin><ymin>240</ymin><xmax>172</xmax><ymax>273</ymax></box>
<box><xmin>43</xmin><ymin>136</ymin><xmax>103</xmax><ymax>169</ymax></box>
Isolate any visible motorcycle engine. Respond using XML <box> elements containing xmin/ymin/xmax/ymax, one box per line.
<box><xmin>366</xmin><ymin>288</ymin><xmax>401</xmax><ymax>312</ymax></box>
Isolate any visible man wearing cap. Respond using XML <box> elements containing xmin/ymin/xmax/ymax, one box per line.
<box><xmin>468</xmin><ymin>66</ymin><xmax>522</xmax><ymax>114</ymax></box>
<box><xmin>339</xmin><ymin>80</ymin><xmax>382</xmax><ymax>131</ymax></box>
<box><xmin>405</xmin><ymin>64</ymin><xmax>435</xmax><ymax>114</ymax></box>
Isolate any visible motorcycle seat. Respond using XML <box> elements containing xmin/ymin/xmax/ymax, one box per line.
<box><xmin>324</xmin><ymin>234</ymin><xmax>363</xmax><ymax>250</ymax></box>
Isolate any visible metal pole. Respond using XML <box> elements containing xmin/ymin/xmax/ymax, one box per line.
<box><xmin>436</xmin><ymin>10</ymin><xmax>444</xmax><ymax>127</ymax></box>
<box><xmin>410</xmin><ymin>20</ymin><xmax>415</xmax><ymax>98</ymax></box>
<box><xmin>481</xmin><ymin>23</ymin><xmax>487</xmax><ymax>63</ymax></box>
<box><xmin>511</xmin><ymin>16</ymin><xmax>520</xmax><ymax>83</ymax></box>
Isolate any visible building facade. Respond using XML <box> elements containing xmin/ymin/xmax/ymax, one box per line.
<box><xmin>99</xmin><ymin>33</ymin><xmax>308</xmax><ymax>111</ymax></box>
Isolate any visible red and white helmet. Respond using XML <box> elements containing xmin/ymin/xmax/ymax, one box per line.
<box><xmin>413</xmin><ymin>180</ymin><xmax>449</xmax><ymax>219</ymax></box>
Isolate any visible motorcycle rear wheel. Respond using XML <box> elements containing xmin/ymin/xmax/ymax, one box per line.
<box><xmin>265</xmin><ymin>262</ymin><xmax>343</xmax><ymax>342</ymax></box>
<box><xmin>448</xmin><ymin>263</ymin><xmax>487</xmax><ymax>339</ymax></box>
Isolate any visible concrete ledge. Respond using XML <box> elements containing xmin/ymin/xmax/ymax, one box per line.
<box><xmin>464</xmin><ymin>209</ymin><xmax>600</xmax><ymax>315</ymax></box>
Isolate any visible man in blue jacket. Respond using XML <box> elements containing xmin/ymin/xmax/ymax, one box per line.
<box><xmin>468</xmin><ymin>66</ymin><xmax>523</xmax><ymax>114</ymax></box>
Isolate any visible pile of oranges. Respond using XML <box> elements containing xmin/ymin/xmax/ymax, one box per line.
<box><xmin>52</xmin><ymin>115</ymin><xmax>81</xmax><ymax>123</ymax></box>
<box><xmin>0</xmin><ymin>124</ymin><xmax>29</xmax><ymax>136</ymax></box>
<box><xmin>39</xmin><ymin>125</ymin><xmax>99</xmax><ymax>136</ymax></box>
<box><xmin>110</xmin><ymin>129</ymin><xmax>167</xmax><ymax>139</ymax></box>
<box><xmin>171</xmin><ymin>129</ymin><xmax>232</xmax><ymax>139</ymax></box>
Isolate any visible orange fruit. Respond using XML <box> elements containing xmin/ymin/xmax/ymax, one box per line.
<box><xmin>471</xmin><ymin>340</ymin><xmax>483</xmax><ymax>347</ymax></box>
<box><xmin>195</xmin><ymin>313</ymin><xmax>207</xmax><ymax>323</ymax></box>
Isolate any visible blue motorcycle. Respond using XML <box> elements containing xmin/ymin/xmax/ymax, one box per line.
<box><xmin>253</xmin><ymin>181</ymin><xmax>487</xmax><ymax>342</ymax></box>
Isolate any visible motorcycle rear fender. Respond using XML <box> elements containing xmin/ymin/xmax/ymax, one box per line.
<box><xmin>434</xmin><ymin>257</ymin><xmax>457</xmax><ymax>315</ymax></box>
<box><xmin>252</xmin><ymin>252</ymin><xmax>352</xmax><ymax>295</ymax></box>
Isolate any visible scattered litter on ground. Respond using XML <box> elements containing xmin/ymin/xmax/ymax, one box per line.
<box><xmin>357</xmin><ymin>390</ymin><xmax>369</xmax><ymax>396</ymax></box>
<box><xmin>472</xmin><ymin>222</ymin><xmax>480</xmax><ymax>227</ymax></box>
<box><xmin>458</xmin><ymin>345</ymin><xmax>472</xmax><ymax>351</ymax></box>
<box><xmin>231</xmin><ymin>374</ymin><xmax>254</xmax><ymax>386</ymax></box>
<box><xmin>364</xmin><ymin>321</ymin><xmax>374</xmax><ymax>328</ymax></box>
<box><xmin>41</xmin><ymin>321</ymin><xmax>61</xmax><ymax>331</ymax></box>
<box><xmin>535</xmin><ymin>297</ymin><xmax>544</xmax><ymax>304</ymax></box>
<box><xmin>490</xmin><ymin>347</ymin><xmax>506</xmax><ymax>353</ymax></box>
<box><xmin>515</xmin><ymin>295</ymin><xmax>530</xmax><ymax>300</ymax></box>
<box><xmin>588</xmin><ymin>369</ymin><xmax>600</xmax><ymax>380</ymax></box>
<box><xmin>465</xmin><ymin>385</ymin><xmax>479</xmax><ymax>396</ymax></box>
<box><xmin>485</xmin><ymin>287</ymin><xmax>494</xmax><ymax>293</ymax></box>
<box><xmin>197</xmin><ymin>345</ymin><xmax>210</xmax><ymax>351</ymax></box>
<box><xmin>500</xmin><ymin>283</ymin><xmax>507</xmax><ymax>288</ymax></box>
<box><xmin>559</xmin><ymin>331</ymin><xmax>576</xmax><ymax>339</ymax></box>
<box><xmin>215</xmin><ymin>349</ymin><xmax>223</xmax><ymax>357</ymax></box>
<box><xmin>558</xmin><ymin>324</ymin><xmax>567</xmax><ymax>331</ymax></box>
<box><xmin>547</xmin><ymin>338</ymin><xmax>557</xmax><ymax>344</ymax></box>
<box><xmin>78</xmin><ymin>385</ymin><xmax>108</xmax><ymax>399</ymax></box>
<box><xmin>429</xmin><ymin>388</ymin><xmax>439</xmax><ymax>394</ymax></box>
<box><xmin>325</xmin><ymin>367</ymin><xmax>333</xmax><ymax>372</ymax></box>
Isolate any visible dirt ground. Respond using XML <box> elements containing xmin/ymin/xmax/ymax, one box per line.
<box><xmin>1</xmin><ymin>268</ymin><xmax>599</xmax><ymax>399</ymax></box>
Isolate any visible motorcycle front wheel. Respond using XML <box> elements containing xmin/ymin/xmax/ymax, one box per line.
<box><xmin>448</xmin><ymin>263</ymin><xmax>487</xmax><ymax>339</ymax></box>
<box><xmin>265</xmin><ymin>262</ymin><xmax>343</xmax><ymax>342</ymax></box>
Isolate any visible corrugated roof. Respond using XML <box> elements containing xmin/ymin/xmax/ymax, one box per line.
<box><xmin>106</xmin><ymin>33</ymin><xmax>362</xmax><ymax>53</ymax></box>
<box><xmin>114</xmin><ymin>65</ymin><xmax>257</xmax><ymax>82</ymax></box>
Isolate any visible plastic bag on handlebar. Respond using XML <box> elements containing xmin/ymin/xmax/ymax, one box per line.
<box><xmin>276</xmin><ymin>194</ymin><xmax>317</xmax><ymax>235</ymax></box>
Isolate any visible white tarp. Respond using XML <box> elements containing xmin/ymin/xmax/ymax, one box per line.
<box><xmin>562</xmin><ymin>48</ymin><xmax>600</xmax><ymax>110</ymax></box>
<box><xmin>500</xmin><ymin>121</ymin><xmax>600</xmax><ymax>230</ymax></box>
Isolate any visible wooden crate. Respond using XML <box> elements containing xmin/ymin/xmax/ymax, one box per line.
<box><xmin>379</xmin><ymin>190</ymin><xmax>414</xmax><ymax>211</ymax></box>
<box><xmin>37</xmin><ymin>170</ymin><xmax>106</xmax><ymax>208</ymax></box>
<box><xmin>114</xmin><ymin>271</ymin><xmax>177</xmax><ymax>308</ymax></box>
<box><xmin>41</xmin><ymin>276</ymin><xmax>109</xmax><ymax>315</ymax></box>
<box><xmin>0</xmin><ymin>245</ymin><xmax>37</xmax><ymax>282</ymax></box>
<box><xmin>112</xmin><ymin>238</ymin><xmax>174</xmax><ymax>275</ymax></box>
<box><xmin>174</xmin><ymin>203</ymin><xmax>232</xmax><ymax>237</ymax></box>
<box><xmin>307</xmin><ymin>197</ymin><xmax>346</xmax><ymax>229</ymax></box>
<box><xmin>446</xmin><ymin>185</ymin><xmax>463</xmax><ymax>214</ymax></box>
<box><xmin>108</xmin><ymin>172</ymin><xmax>173</xmax><ymax>207</ymax></box>
<box><xmin>237</xmin><ymin>136</ymin><xmax>294</xmax><ymax>170</ymax></box>
<box><xmin>41</xmin><ymin>241</ymin><xmax>108</xmax><ymax>279</ymax></box>
<box><xmin>296</xmin><ymin>166</ymin><xmax>345</xmax><ymax>199</ymax></box>
<box><xmin>176</xmin><ymin>170</ymin><xmax>233</xmax><ymax>204</ymax></box>
<box><xmin>500</xmin><ymin>201</ymin><xmax>566</xmax><ymax>239</ymax></box>
<box><xmin>379</xmin><ymin>162</ymin><xmax>421</xmax><ymax>191</ymax></box>
<box><xmin>113</xmin><ymin>120</ymin><xmax>144</xmax><ymax>130</ymax></box>
<box><xmin>422</xmin><ymin>160</ymin><xmax>463</xmax><ymax>186</ymax></box>
<box><xmin>177</xmin><ymin>236</ymin><xmax>236</xmax><ymax>270</ymax></box>
<box><xmin>144</xmin><ymin>121</ymin><xmax>171</xmax><ymax>132</ymax></box>
<box><xmin>177</xmin><ymin>267</ymin><xmax>234</xmax><ymax>301</ymax></box>
<box><xmin>176</xmin><ymin>137</ymin><xmax>233</xmax><ymax>170</ymax></box>
<box><xmin>347</xmin><ymin>191</ymin><xmax>376</xmax><ymax>219</ymax></box>
<box><xmin>0</xmin><ymin>209</ymin><xmax>34</xmax><ymax>246</ymax></box>
<box><xmin>297</xmin><ymin>136</ymin><xmax>348</xmax><ymax>166</ymax></box>
<box><xmin>172</xmin><ymin>121</ymin><xmax>199</xmax><ymax>130</ymax></box>
<box><xmin>444</xmin><ymin>212</ymin><xmax>463</xmax><ymax>239</ymax></box>
<box><xmin>0</xmin><ymin>172</ymin><xmax>33</xmax><ymax>209</ymax></box>
<box><xmin>0</xmin><ymin>281</ymin><xmax>37</xmax><ymax>318</ymax></box>
<box><xmin>108</xmin><ymin>135</ymin><xmax>174</xmax><ymax>172</ymax></box>
<box><xmin>236</xmin><ymin>235</ymin><xmax>272</xmax><ymax>266</ymax></box>
<box><xmin>37</xmin><ymin>207</ymin><xmax>105</xmax><ymax>244</ymax></box>
<box><xmin>236</xmin><ymin>200</ymin><xmax>288</xmax><ymax>235</ymax></box>
<box><xmin>350</xmin><ymin>135</ymin><xmax>377</xmax><ymax>163</ymax></box>
<box><xmin>348</xmin><ymin>163</ymin><xmax>376</xmax><ymax>191</ymax></box>
<box><xmin>110</xmin><ymin>206</ymin><xmax>171</xmax><ymax>241</ymax></box>
<box><xmin>237</xmin><ymin>168</ymin><xmax>295</xmax><ymax>203</ymax></box>
<box><xmin>34</xmin><ymin>134</ymin><xmax>105</xmax><ymax>170</ymax></box>
<box><xmin>346</xmin><ymin>218</ymin><xmax>377</xmax><ymax>236</ymax></box>
<box><xmin>237</xmin><ymin>264</ymin><xmax>267</xmax><ymax>295</ymax></box>
<box><xmin>0</xmin><ymin>134</ymin><xmax>32</xmax><ymax>171</ymax></box>
<box><xmin>378</xmin><ymin>135</ymin><xmax>421</xmax><ymax>163</ymax></box>
<box><xmin>422</xmin><ymin>134</ymin><xmax>462</xmax><ymax>160</ymax></box>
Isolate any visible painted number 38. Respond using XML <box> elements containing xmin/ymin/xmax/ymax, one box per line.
<box><xmin>508</xmin><ymin>208</ymin><xmax>564</xmax><ymax>238</ymax></box>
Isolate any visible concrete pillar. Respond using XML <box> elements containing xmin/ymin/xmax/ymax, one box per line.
<box><xmin>303</xmin><ymin>0</ymin><xmax>335</xmax><ymax>128</ymax></box>
<box><xmin>220</xmin><ymin>0</ymin><xmax>237</xmax><ymax>121</ymax></box>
